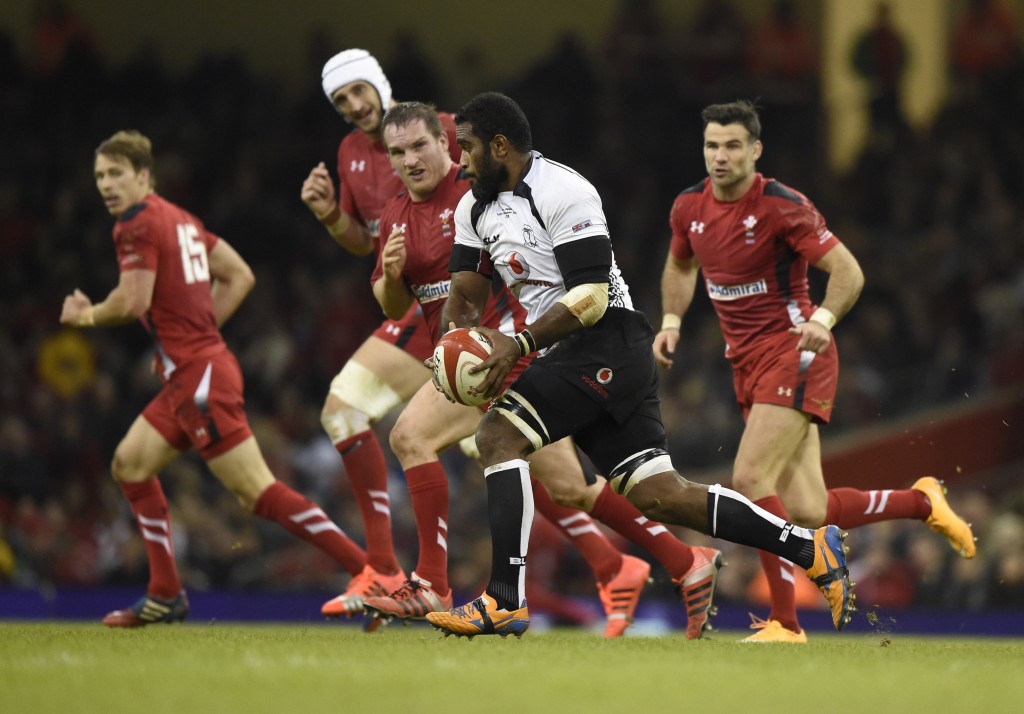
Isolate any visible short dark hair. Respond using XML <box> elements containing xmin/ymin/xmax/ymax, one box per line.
<box><xmin>455</xmin><ymin>92</ymin><xmax>532</xmax><ymax>153</ymax></box>
<box><xmin>96</xmin><ymin>130</ymin><xmax>156</xmax><ymax>188</ymax></box>
<box><xmin>381</xmin><ymin>101</ymin><xmax>444</xmax><ymax>140</ymax></box>
<box><xmin>701</xmin><ymin>100</ymin><xmax>762</xmax><ymax>141</ymax></box>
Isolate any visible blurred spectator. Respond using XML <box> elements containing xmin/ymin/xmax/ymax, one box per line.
<box><xmin>950</xmin><ymin>0</ymin><xmax>1022</xmax><ymax>87</ymax></box>
<box><xmin>746</xmin><ymin>0</ymin><xmax>822</xmax><ymax>178</ymax></box>
<box><xmin>676</xmin><ymin>0</ymin><xmax>750</xmax><ymax>98</ymax></box>
<box><xmin>851</xmin><ymin>1</ymin><xmax>909</xmax><ymax>139</ymax></box>
<box><xmin>31</xmin><ymin>0</ymin><xmax>98</xmax><ymax>78</ymax></box>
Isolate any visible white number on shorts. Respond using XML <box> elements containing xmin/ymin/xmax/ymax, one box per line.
<box><xmin>177</xmin><ymin>223</ymin><xmax>210</xmax><ymax>284</ymax></box>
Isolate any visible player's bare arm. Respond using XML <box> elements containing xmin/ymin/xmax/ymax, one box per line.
<box><xmin>60</xmin><ymin>269</ymin><xmax>156</xmax><ymax>328</ymax></box>
<box><xmin>371</xmin><ymin>225</ymin><xmax>413</xmax><ymax>320</ymax></box>
<box><xmin>300</xmin><ymin>161</ymin><xmax>374</xmax><ymax>256</ymax></box>
<box><xmin>654</xmin><ymin>255</ymin><xmax>700</xmax><ymax>369</ymax></box>
<box><xmin>207</xmin><ymin>239</ymin><xmax>256</xmax><ymax>327</ymax></box>
<box><xmin>788</xmin><ymin>243</ymin><xmax>865</xmax><ymax>353</ymax></box>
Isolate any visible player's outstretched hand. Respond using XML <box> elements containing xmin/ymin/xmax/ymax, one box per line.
<box><xmin>301</xmin><ymin>162</ymin><xmax>337</xmax><ymax>219</ymax></box>
<box><xmin>653</xmin><ymin>328</ymin><xmax>679</xmax><ymax>369</ymax></box>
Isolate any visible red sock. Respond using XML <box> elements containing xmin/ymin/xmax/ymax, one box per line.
<box><xmin>531</xmin><ymin>479</ymin><xmax>622</xmax><ymax>583</ymax></box>
<box><xmin>753</xmin><ymin>495</ymin><xmax>800</xmax><ymax>632</ymax></box>
<box><xmin>824</xmin><ymin>487</ymin><xmax>931</xmax><ymax>528</ymax></box>
<box><xmin>404</xmin><ymin>462</ymin><xmax>450</xmax><ymax>594</ymax></box>
<box><xmin>590</xmin><ymin>482</ymin><xmax>694</xmax><ymax>579</ymax></box>
<box><xmin>336</xmin><ymin>430</ymin><xmax>400</xmax><ymax>574</ymax></box>
<box><xmin>253</xmin><ymin>481</ymin><xmax>366</xmax><ymax>576</ymax></box>
<box><xmin>120</xmin><ymin>479</ymin><xmax>181</xmax><ymax>599</ymax></box>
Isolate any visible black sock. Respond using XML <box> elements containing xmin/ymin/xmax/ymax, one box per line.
<box><xmin>483</xmin><ymin>460</ymin><xmax>534</xmax><ymax>611</ymax></box>
<box><xmin>706</xmin><ymin>485</ymin><xmax>816</xmax><ymax>568</ymax></box>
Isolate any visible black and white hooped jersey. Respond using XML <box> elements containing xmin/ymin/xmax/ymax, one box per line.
<box><xmin>452</xmin><ymin>151</ymin><xmax>632</xmax><ymax>324</ymax></box>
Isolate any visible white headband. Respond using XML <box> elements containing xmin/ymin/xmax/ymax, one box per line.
<box><xmin>321</xmin><ymin>49</ymin><xmax>392</xmax><ymax>114</ymax></box>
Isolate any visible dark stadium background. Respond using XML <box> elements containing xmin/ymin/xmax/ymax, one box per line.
<box><xmin>1</xmin><ymin>0</ymin><xmax>1022</xmax><ymax>633</ymax></box>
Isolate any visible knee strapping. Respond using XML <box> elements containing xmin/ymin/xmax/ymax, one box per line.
<box><xmin>608</xmin><ymin>448</ymin><xmax>674</xmax><ymax>496</ymax></box>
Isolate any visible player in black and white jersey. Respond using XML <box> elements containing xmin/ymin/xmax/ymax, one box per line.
<box><xmin>425</xmin><ymin>92</ymin><xmax>857</xmax><ymax>638</ymax></box>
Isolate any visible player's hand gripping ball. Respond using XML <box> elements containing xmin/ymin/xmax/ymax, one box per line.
<box><xmin>433</xmin><ymin>328</ymin><xmax>492</xmax><ymax>406</ymax></box>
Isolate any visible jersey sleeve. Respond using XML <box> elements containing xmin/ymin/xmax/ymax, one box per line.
<box><xmin>668</xmin><ymin>193</ymin><xmax>695</xmax><ymax>261</ymax></box>
<box><xmin>115</xmin><ymin>213</ymin><xmax>159</xmax><ymax>273</ymax></box>
<box><xmin>777</xmin><ymin>198</ymin><xmax>840</xmax><ymax>264</ymax></box>
<box><xmin>545</xmin><ymin>178</ymin><xmax>608</xmax><ymax>248</ymax></box>
<box><xmin>336</xmin><ymin>141</ymin><xmax>364</xmax><ymax>227</ymax></box>
<box><xmin>450</xmin><ymin>191</ymin><xmax>488</xmax><ymax>275</ymax></box>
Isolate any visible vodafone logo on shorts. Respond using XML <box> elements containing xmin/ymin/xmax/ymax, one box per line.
<box><xmin>596</xmin><ymin>368</ymin><xmax>613</xmax><ymax>384</ymax></box>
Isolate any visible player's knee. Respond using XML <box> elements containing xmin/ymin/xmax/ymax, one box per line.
<box><xmin>388</xmin><ymin>415</ymin><xmax>427</xmax><ymax>461</ymax></box>
<box><xmin>730</xmin><ymin>468</ymin><xmax>762</xmax><ymax>497</ymax></box>
<box><xmin>110</xmin><ymin>447</ymin><xmax>143</xmax><ymax>483</ymax></box>
<box><xmin>545</xmin><ymin>480</ymin><xmax>590</xmax><ymax>511</ymax></box>
<box><xmin>320</xmin><ymin>401</ymin><xmax>370</xmax><ymax>445</ymax></box>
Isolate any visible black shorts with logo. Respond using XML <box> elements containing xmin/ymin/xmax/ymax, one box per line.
<box><xmin>503</xmin><ymin>307</ymin><xmax>669</xmax><ymax>477</ymax></box>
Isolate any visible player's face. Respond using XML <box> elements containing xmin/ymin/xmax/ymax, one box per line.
<box><xmin>94</xmin><ymin>153</ymin><xmax>150</xmax><ymax>217</ymax></box>
<box><xmin>703</xmin><ymin>122</ymin><xmax>762</xmax><ymax>198</ymax></box>
<box><xmin>456</xmin><ymin>123</ymin><xmax>508</xmax><ymax>202</ymax></box>
<box><xmin>384</xmin><ymin>118</ymin><xmax>451</xmax><ymax>201</ymax></box>
<box><xmin>332</xmin><ymin>81</ymin><xmax>384</xmax><ymax>135</ymax></box>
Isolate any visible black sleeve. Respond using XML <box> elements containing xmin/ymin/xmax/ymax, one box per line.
<box><xmin>553</xmin><ymin>235</ymin><xmax>612</xmax><ymax>289</ymax></box>
<box><xmin>449</xmin><ymin>244</ymin><xmax>492</xmax><ymax>277</ymax></box>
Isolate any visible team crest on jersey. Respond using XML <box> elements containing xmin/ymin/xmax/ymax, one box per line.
<box><xmin>743</xmin><ymin>215</ymin><xmax>757</xmax><ymax>244</ymax></box>
<box><xmin>439</xmin><ymin>208</ymin><xmax>454</xmax><ymax>236</ymax></box>
<box><xmin>522</xmin><ymin>225</ymin><xmax>538</xmax><ymax>247</ymax></box>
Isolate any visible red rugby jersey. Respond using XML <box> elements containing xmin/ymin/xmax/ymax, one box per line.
<box><xmin>668</xmin><ymin>173</ymin><xmax>840</xmax><ymax>359</ymax></box>
<box><xmin>112</xmin><ymin>193</ymin><xmax>226</xmax><ymax>377</ymax></box>
<box><xmin>373</xmin><ymin>164</ymin><xmax>526</xmax><ymax>341</ymax></box>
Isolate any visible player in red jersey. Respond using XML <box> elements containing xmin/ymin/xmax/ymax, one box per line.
<box><xmin>359</xmin><ymin>102</ymin><xmax>724</xmax><ymax>639</ymax></box>
<box><xmin>300</xmin><ymin>49</ymin><xmax>462</xmax><ymax>617</ymax></box>
<box><xmin>60</xmin><ymin>130</ymin><xmax>372</xmax><ymax>627</ymax></box>
<box><xmin>654</xmin><ymin>100</ymin><xmax>976</xmax><ymax>642</ymax></box>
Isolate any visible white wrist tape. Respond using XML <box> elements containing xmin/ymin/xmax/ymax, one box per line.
<box><xmin>809</xmin><ymin>307</ymin><xmax>837</xmax><ymax>331</ymax></box>
<box><xmin>661</xmin><ymin>314</ymin><xmax>681</xmax><ymax>331</ymax></box>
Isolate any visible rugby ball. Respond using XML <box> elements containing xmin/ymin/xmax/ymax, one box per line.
<box><xmin>433</xmin><ymin>328</ymin><xmax>492</xmax><ymax>406</ymax></box>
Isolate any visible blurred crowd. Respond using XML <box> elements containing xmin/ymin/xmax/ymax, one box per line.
<box><xmin>1</xmin><ymin>0</ymin><xmax>1023</xmax><ymax>618</ymax></box>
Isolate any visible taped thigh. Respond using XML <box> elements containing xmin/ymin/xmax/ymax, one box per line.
<box><xmin>327</xmin><ymin>360</ymin><xmax>404</xmax><ymax>423</ymax></box>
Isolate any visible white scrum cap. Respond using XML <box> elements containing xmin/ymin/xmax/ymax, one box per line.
<box><xmin>321</xmin><ymin>48</ymin><xmax>392</xmax><ymax>110</ymax></box>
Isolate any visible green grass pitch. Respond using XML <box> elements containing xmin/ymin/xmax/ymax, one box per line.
<box><xmin>2</xmin><ymin>622</ymin><xmax>1022</xmax><ymax>714</ymax></box>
